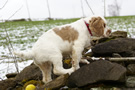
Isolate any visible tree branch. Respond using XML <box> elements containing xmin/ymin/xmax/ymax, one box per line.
<box><xmin>0</xmin><ymin>0</ymin><xmax>8</xmax><ymax>9</ymax></box>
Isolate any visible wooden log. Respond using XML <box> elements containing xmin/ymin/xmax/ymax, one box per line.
<box><xmin>85</xmin><ymin>57</ymin><xmax>135</xmax><ymax>62</ymax></box>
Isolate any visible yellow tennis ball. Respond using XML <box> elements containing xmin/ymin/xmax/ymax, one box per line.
<box><xmin>25</xmin><ymin>84</ymin><xmax>36</xmax><ymax>90</ymax></box>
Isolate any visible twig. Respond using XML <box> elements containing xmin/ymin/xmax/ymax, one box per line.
<box><xmin>0</xmin><ymin>0</ymin><xmax>8</xmax><ymax>9</ymax></box>
<box><xmin>7</xmin><ymin>5</ymin><xmax>23</xmax><ymax>20</ymax></box>
<box><xmin>3</xmin><ymin>20</ymin><xmax>19</xmax><ymax>73</ymax></box>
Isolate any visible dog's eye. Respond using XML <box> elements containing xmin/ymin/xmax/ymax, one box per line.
<box><xmin>104</xmin><ymin>23</ymin><xmax>106</xmax><ymax>27</ymax></box>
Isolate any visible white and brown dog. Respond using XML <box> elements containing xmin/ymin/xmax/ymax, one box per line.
<box><xmin>14</xmin><ymin>16</ymin><xmax>111</xmax><ymax>83</ymax></box>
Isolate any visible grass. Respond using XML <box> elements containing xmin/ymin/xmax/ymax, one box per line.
<box><xmin>106</xmin><ymin>16</ymin><xmax>135</xmax><ymax>37</ymax></box>
<box><xmin>0</xmin><ymin>18</ymin><xmax>78</xmax><ymax>45</ymax></box>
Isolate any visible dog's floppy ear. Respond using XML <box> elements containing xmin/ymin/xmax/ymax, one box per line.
<box><xmin>89</xmin><ymin>17</ymin><xmax>105</xmax><ymax>36</ymax></box>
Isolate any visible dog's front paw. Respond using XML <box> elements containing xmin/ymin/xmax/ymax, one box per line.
<box><xmin>80</xmin><ymin>59</ymin><xmax>90</xmax><ymax>64</ymax></box>
<box><xmin>68</xmin><ymin>67</ymin><xmax>76</xmax><ymax>75</ymax></box>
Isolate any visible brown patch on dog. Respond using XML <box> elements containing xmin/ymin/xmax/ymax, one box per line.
<box><xmin>89</xmin><ymin>17</ymin><xmax>105</xmax><ymax>36</ymax></box>
<box><xmin>53</xmin><ymin>26</ymin><xmax>79</xmax><ymax>42</ymax></box>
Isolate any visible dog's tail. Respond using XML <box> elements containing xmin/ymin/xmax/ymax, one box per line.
<box><xmin>14</xmin><ymin>50</ymin><xmax>34</xmax><ymax>59</ymax></box>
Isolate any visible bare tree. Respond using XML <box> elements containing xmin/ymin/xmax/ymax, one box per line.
<box><xmin>104</xmin><ymin>0</ymin><xmax>106</xmax><ymax>17</ymax></box>
<box><xmin>108</xmin><ymin>0</ymin><xmax>121</xmax><ymax>16</ymax></box>
<box><xmin>85</xmin><ymin>0</ymin><xmax>94</xmax><ymax>15</ymax></box>
<box><xmin>80</xmin><ymin>0</ymin><xmax>85</xmax><ymax>18</ymax></box>
<box><xmin>25</xmin><ymin>0</ymin><xmax>31</xmax><ymax>21</ymax></box>
<box><xmin>46</xmin><ymin>0</ymin><xmax>51</xmax><ymax>20</ymax></box>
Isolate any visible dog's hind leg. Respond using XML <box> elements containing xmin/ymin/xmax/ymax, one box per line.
<box><xmin>37</xmin><ymin>61</ymin><xmax>52</xmax><ymax>83</ymax></box>
<box><xmin>51</xmin><ymin>53</ymin><xmax>74</xmax><ymax>75</ymax></box>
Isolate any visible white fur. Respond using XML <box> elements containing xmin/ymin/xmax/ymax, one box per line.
<box><xmin>14</xmin><ymin>16</ymin><xmax>110</xmax><ymax>83</ymax></box>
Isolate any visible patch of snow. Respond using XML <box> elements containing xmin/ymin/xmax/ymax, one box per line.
<box><xmin>0</xmin><ymin>59</ymin><xmax>33</xmax><ymax>80</ymax></box>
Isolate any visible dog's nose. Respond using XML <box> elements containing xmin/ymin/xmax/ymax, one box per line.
<box><xmin>108</xmin><ymin>29</ymin><xmax>111</xmax><ymax>34</ymax></box>
<box><xmin>103</xmin><ymin>29</ymin><xmax>111</xmax><ymax>37</ymax></box>
<box><xmin>106</xmin><ymin>29</ymin><xmax>111</xmax><ymax>37</ymax></box>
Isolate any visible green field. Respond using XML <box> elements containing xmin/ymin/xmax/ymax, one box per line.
<box><xmin>106</xmin><ymin>16</ymin><xmax>135</xmax><ymax>37</ymax></box>
<box><xmin>0</xmin><ymin>18</ymin><xmax>78</xmax><ymax>48</ymax></box>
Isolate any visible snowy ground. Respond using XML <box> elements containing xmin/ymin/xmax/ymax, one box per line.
<box><xmin>0</xmin><ymin>16</ymin><xmax>135</xmax><ymax>80</ymax></box>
